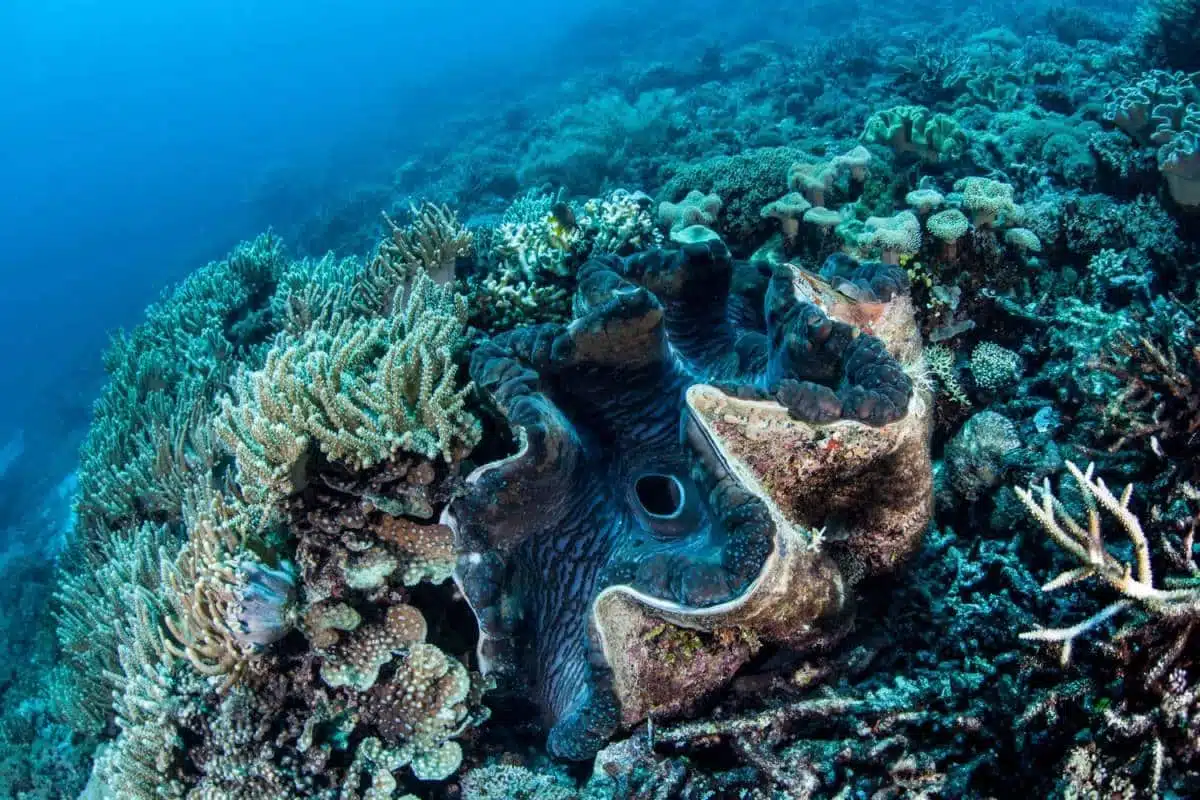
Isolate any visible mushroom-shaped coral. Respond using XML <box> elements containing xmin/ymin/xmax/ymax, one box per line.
<box><xmin>1103</xmin><ymin>70</ymin><xmax>1199</xmax><ymax>147</ymax></box>
<box><xmin>832</xmin><ymin>144</ymin><xmax>873</xmax><ymax>182</ymax></box>
<box><xmin>861</xmin><ymin>105</ymin><xmax>968</xmax><ymax>162</ymax></box>
<box><xmin>670</xmin><ymin>223</ymin><xmax>722</xmax><ymax>245</ymax></box>
<box><xmin>444</xmin><ymin>238</ymin><xmax>929</xmax><ymax>761</ymax></box>
<box><xmin>803</xmin><ymin>206</ymin><xmax>842</xmax><ymax>237</ymax></box>
<box><xmin>1159</xmin><ymin>131</ymin><xmax>1200</xmax><ymax>208</ymax></box>
<box><xmin>905</xmin><ymin>188</ymin><xmax>945</xmax><ymax>215</ymax></box>
<box><xmin>1003</xmin><ymin>227</ymin><xmax>1042</xmax><ymax>254</ymax></box>
<box><xmin>788</xmin><ymin>161</ymin><xmax>837</xmax><ymax>206</ymax></box>
<box><xmin>1103</xmin><ymin>71</ymin><xmax>1200</xmax><ymax>208</ymax></box>
<box><xmin>761</xmin><ymin>192</ymin><xmax>812</xmax><ymax>241</ymax></box>
<box><xmin>859</xmin><ymin>211</ymin><xmax>922</xmax><ymax>265</ymax></box>
<box><xmin>657</xmin><ymin>190</ymin><xmax>722</xmax><ymax>233</ymax></box>
<box><xmin>953</xmin><ymin>177</ymin><xmax>1017</xmax><ymax>228</ymax></box>
<box><xmin>926</xmin><ymin>208</ymin><xmax>970</xmax><ymax>260</ymax></box>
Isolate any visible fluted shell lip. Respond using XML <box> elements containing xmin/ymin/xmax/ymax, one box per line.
<box><xmin>440</xmin><ymin>427</ymin><xmax>532</xmax><ymax>678</ymax></box>
<box><xmin>594</xmin><ymin>383</ymin><xmax>829</xmax><ymax>623</ymax></box>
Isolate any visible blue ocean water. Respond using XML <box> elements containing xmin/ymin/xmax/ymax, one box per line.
<box><xmin>3</xmin><ymin>0</ymin><xmax>1198</xmax><ymax>796</ymax></box>
<box><xmin>1</xmin><ymin>0</ymin><xmax>615</xmax><ymax>497</ymax></box>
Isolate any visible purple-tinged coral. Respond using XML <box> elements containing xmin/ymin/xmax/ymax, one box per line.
<box><xmin>227</xmin><ymin>559</ymin><xmax>298</xmax><ymax>648</ymax></box>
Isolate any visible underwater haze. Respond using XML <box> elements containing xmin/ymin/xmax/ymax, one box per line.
<box><xmin>4</xmin><ymin>0</ymin><xmax>1200</xmax><ymax>797</ymax></box>
<box><xmin>0</xmin><ymin>0</ymin><xmax>619</xmax><ymax>500</ymax></box>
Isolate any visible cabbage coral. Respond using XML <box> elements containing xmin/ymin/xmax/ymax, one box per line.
<box><xmin>861</xmin><ymin>105</ymin><xmax>968</xmax><ymax>162</ymax></box>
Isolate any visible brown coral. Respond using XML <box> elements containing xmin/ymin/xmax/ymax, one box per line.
<box><xmin>320</xmin><ymin>604</ymin><xmax>428</xmax><ymax>691</ymax></box>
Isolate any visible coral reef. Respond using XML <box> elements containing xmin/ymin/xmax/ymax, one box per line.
<box><xmin>26</xmin><ymin>5</ymin><xmax>1200</xmax><ymax>796</ymax></box>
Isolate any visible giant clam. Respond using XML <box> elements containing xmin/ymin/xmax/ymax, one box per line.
<box><xmin>443</xmin><ymin>237</ymin><xmax>932</xmax><ymax>759</ymax></box>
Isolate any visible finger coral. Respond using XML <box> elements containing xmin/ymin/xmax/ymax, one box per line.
<box><xmin>216</xmin><ymin>270</ymin><xmax>480</xmax><ymax>505</ymax></box>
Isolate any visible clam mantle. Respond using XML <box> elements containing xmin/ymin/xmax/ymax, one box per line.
<box><xmin>443</xmin><ymin>237</ymin><xmax>932</xmax><ymax>759</ymax></box>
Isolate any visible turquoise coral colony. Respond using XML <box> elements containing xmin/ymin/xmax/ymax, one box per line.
<box><xmin>9</xmin><ymin>1</ymin><xmax>1200</xmax><ymax>797</ymax></box>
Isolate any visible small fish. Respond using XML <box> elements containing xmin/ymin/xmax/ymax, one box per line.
<box><xmin>550</xmin><ymin>201</ymin><xmax>577</xmax><ymax>232</ymax></box>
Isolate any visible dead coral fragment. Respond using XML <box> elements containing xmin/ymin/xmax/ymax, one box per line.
<box><xmin>1015</xmin><ymin>461</ymin><xmax>1200</xmax><ymax>666</ymax></box>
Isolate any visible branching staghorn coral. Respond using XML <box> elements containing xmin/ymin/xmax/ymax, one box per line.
<box><xmin>1015</xmin><ymin>461</ymin><xmax>1200</xmax><ymax>666</ymax></box>
<box><xmin>216</xmin><ymin>270</ymin><xmax>480</xmax><ymax>504</ymax></box>
<box><xmin>1016</xmin><ymin>463</ymin><xmax>1200</xmax><ymax>794</ymax></box>
<box><xmin>1096</xmin><ymin>315</ymin><xmax>1200</xmax><ymax>473</ymax></box>
<box><xmin>91</xmin><ymin>585</ymin><xmax>188</xmax><ymax>799</ymax></box>
<box><xmin>272</xmin><ymin>251</ymin><xmax>363</xmax><ymax>334</ymax></box>
<box><xmin>52</xmin><ymin>520</ymin><xmax>184</xmax><ymax>734</ymax></box>
<box><xmin>358</xmin><ymin>202</ymin><xmax>473</xmax><ymax>313</ymax></box>
<box><xmin>75</xmin><ymin>234</ymin><xmax>285</xmax><ymax>535</ymax></box>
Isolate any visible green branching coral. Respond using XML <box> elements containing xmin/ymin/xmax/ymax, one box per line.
<box><xmin>54</xmin><ymin>235</ymin><xmax>287</xmax><ymax>768</ymax></box>
<box><xmin>55</xmin><ymin>218</ymin><xmax>489</xmax><ymax>796</ymax></box>
<box><xmin>75</xmin><ymin>233</ymin><xmax>287</xmax><ymax>536</ymax></box>
<box><xmin>89</xmin><ymin>588</ymin><xmax>189</xmax><ymax>799</ymax></box>
<box><xmin>362</xmin><ymin>202</ymin><xmax>473</xmax><ymax>309</ymax></box>
<box><xmin>216</xmin><ymin>270</ymin><xmax>480</xmax><ymax>503</ymax></box>
<box><xmin>272</xmin><ymin>251</ymin><xmax>363</xmax><ymax>335</ymax></box>
<box><xmin>52</xmin><ymin>521</ymin><xmax>184</xmax><ymax>735</ymax></box>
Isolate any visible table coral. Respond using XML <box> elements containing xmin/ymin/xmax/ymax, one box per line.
<box><xmin>444</xmin><ymin>237</ymin><xmax>930</xmax><ymax>760</ymax></box>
